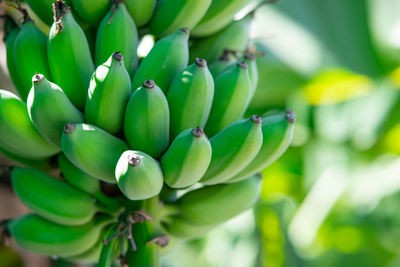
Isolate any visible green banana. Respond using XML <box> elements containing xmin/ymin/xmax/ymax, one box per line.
<box><xmin>124</xmin><ymin>80</ymin><xmax>169</xmax><ymax>159</ymax></box>
<box><xmin>48</xmin><ymin>0</ymin><xmax>95</xmax><ymax>109</ymax></box>
<box><xmin>190</xmin><ymin>16</ymin><xmax>251</xmax><ymax>63</ymax></box>
<box><xmin>227</xmin><ymin>111</ymin><xmax>295</xmax><ymax>183</ymax></box>
<box><xmin>25</xmin><ymin>0</ymin><xmax>56</xmax><ymax>25</ymax></box>
<box><xmin>61</xmin><ymin>123</ymin><xmax>129</xmax><ymax>183</ymax></box>
<box><xmin>7</xmin><ymin>214</ymin><xmax>114</xmax><ymax>257</ymax></box>
<box><xmin>204</xmin><ymin>61</ymin><xmax>251</xmax><ymax>137</ymax></box>
<box><xmin>244</xmin><ymin>52</ymin><xmax>258</xmax><ymax>105</ymax></box>
<box><xmin>161</xmin><ymin>127</ymin><xmax>211</xmax><ymax>188</ymax></box>
<box><xmin>58</xmin><ymin>153</ymin><xmax>122</xmax><ymax>210</ymax></box>
<box><xmin>150</xmin><ymin>0</ymin><xmax>212</xmax><ymax>37</ymax></box>
<box><xmin>115</xmin><ymin>150</ymin><xmax>164</xmax><ymax>200</ymax></box>
<box><xmin>85</xmin><ymin>52</ymin><xmax>131</xmax><ymax>134</ymax></box>
<box><xmin>167</xmin><ymin>58</ymin><xmax>214</xmax><ymax>140</ymax></box>
<box><xmin>131</xmin><ymin>28</ymin><xmax>189</xmax><ymax>92</ymax></box>
<box><xmin>161</xmin><ymin>215</ymin><xmax>214</xmax><ymax>239</ymax></box>
<box><xmin>169</xmin><ymin>174</ymin><xmax>262</xmax><ymax>226</ymax></box>
<box><xmin>97</xmin><ymin>227</ymin><xmax>122</xmax><ymax>267</ymax></box>
<box><xmin>209</xmin><ymin>49</ymin><xmax>236</xmax><ymax>78</ymax></box>
<box><xmin>95</xmin><ymin>2</ymin><xmax>138</xmax><ymax>77</ymax></box>
<box><xmin>27</xmin><ymin>74</ymin><xmax>84</xmax><ymax>147</ymax></box>
<box><xmin>0</xmin><ymin>145</ymin><xmax>51</xmax><ymax>169</ymax></box>
<box><xmin>0</xmin><ymin>90</ymin><xmax>59</xmax><ymax>160</ymax></box>
<box><xmin>191</xmin><ymin>0</ymin><xmax>250</xmax><ymax>37</ymax></box>
<box><xmin>13</xmin><ymin>19</ymin><xmax>51</xmax><ymax>101</ymax></box>
<box><xmin>200</xmin><ymin>115</ymin><xmax>263</xmax><ymax>185</ymax></box>
<box><xmin>124</xmin><ymin>0</ymin><xmax>156</xmax><ymax>27</ymax></box>
<box><xmin>70</xmin><ymin>0</ymin><xmax>111</xmax><ymax>27</ymax></box>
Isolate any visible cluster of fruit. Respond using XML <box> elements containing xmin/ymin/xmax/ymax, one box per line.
<box><xmin>0</xmin><ymin>0</ymin><xmax>294</xmax><ymax>265</ymax></box>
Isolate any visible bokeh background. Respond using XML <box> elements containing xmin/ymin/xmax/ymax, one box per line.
<box><xmin>1</xmin><ymin>0</ymin><xmax>400</xmax><ymax>266</ymax></box>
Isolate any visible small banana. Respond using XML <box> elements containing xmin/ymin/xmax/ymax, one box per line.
<box><xmin>25</xmin><ymin>0</ymin><xmax>56</xmax><ymax>25</ymax></box>
<box><xmin>124</xmin><ymin>80</ymin><xmax>169</xmax><ymax>159</ymax></box>
<box><xmin>7</xmin><ymin>214</ymin><xmax>114</xmax><ymax>257</ymax></box>
<box><xmin>124</xmin><ymin>0</ymin><xmax>156</xmax><ymax>27</ymax></box>
<box><xmin>95</xmin><ymin>2</ymin><xmax>138</xmax><ymax>77</ymax></box>
<box><xmin>150</xmin><ymin>0</ymin><xmax>211</xmax><ymax>37</ymax></box>
<box><xmin>27</xmin><ymin>74</ymin><xmax>84</xmax><ymax>147</ymax></box>
<box><xmin>167</xmin><ymin>58</ymin><xmax>214</xmax><ymax>140</ymax></box>
<box><xmin>97</xmin><ymin>227</ymin><xmax>122</xmax><ymax>267</ymax></box>
<box><xmin>70</xmin><ymin>0</ymin><xmax>111</xmax><ymax>27</ymax></box>
<box><xmin>227</xmin><ymin>111</ymin><xmax>295</xmax><ymax>183</ymax></box>
<box><xmin>131</xmin><ymin>28</ymin><xmax>189</xmax><ymax>93</ymax></box>
<box><xmin>115</xmin><ymin>150</ymin><xmax>164</xmax><ymax>200</ymax></box>
<box><xmin>209</xmin><ymin>49</ymin><xmax>236</xmax><ymax>78</ymax></box>
<box><xmin>244</xmin><ymin>52</ymin><xmax>258</xmax><ymax>105</ymax></box>
<box><xmin>85</xmin><ymin>52</ymin><xmax>131</xmax><ymax>134</ymax></box>
<box><xmin>204</xmin><ymin>61</ymin><xmax>251</xmax><ymax>137</ymax></box>
<box><xmin>191</xmin><ymin>0</ymin><xmax>250</xmax><ymax>37</ymax></box>
<box><xmin>48</xmin><ymin>0</ymin><xmax>95</xmax><ymax>109</ymax></box>
<box><xmin>161</xmin><ymin>215</ymin><xmax>214</xmax><ymax>239</ymax></box>
<box><xmin>61</xmin><ymin>123</ymin><xmax>129</xmax><ymax>183</ymax></box>
<box><xmin>200</xmin><ymin>115</ymin><xmax>263</xmax><ymax>185</ymax></box>
<box><xmin>161</xmin><ymin>127</ymin><xmax>211</xmax><ymax>188</ymax></box>
<box><xmin>13</xmin><ymin>19</ymin><xmax>51</xmax><ymax>101</ymax></box>
<box><xmin>0</xmin><ymin>90</ymin><xmax>59</xmax><ymax>160</ymax></box>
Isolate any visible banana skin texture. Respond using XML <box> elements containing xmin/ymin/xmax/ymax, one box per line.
<box><xmin>131</xmin><ymin>28</ymin><xmax>189</xmax><ymax>93</ymax></box>
<box><xmin>70</xmin><ymin>0</ymin><xmax>111</xmax><ymax>27</ymax></box>
<box><xmin>61</xmin><ymin>123</ymin><xmax>129</xmax><ymax>183</ymax></box>
<box><xmin>124</xmin><ymin>80</ymin><xmax>169</xmax><ymax>159</ymax></box>
<box><xmin>200</xmin><ymin>115</ymin><xmax>263</xmax><ymax>185</ymax></box>
<box><xmin>167</xmin><ymin>58</ymin><xmax>214</xmax><ymax>140</ymax></box>
<box><xmin>208</xmin><ymin>50</ymin><xmax>236</xmax><ymax>78</ymax></box>
<box><xmin>124</xmin><ymin>0</ymin><xmax>156</xmax><ymax>27</ymax></box>
<box><xmin>115</xmin><ymin>150</ymin><xmax>164</xmax><ymax>200</ymax></box>
<box><xmin>161</xmin><ymin>215</ymin><xmax>214</xmax><ymax>239</ymax></box>
<box><xmin>161</xmin><ymin>127</ymin><xmax>211</xmax><ymax>188</ymax></box>
<box><xmin>85</xmin><ymin>52</ymin><xmax>131</xmax><ymax>134</ymax></box>
<box><xmin>244</xmin><ymin>52</ymin><xmax>259</xmax><ymax>106</ymax></box>
<box><xmin>27</xmin><ymin>74</ymin><xmax>84</xmax><ymax>147</ymax></box>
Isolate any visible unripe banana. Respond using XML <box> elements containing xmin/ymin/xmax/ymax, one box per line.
<box><xmin>61</xmin><ymin>123</ymin><xmax>129</xmax><ymax>183</ymax></box>
<box><xmin>95</xmin><ymin>2</ymin><xmax>138</xmax><ymax>77</ymax></box>
<box><xmin>27</xmin><ymin>74</ymin><xmax>84</xmax><ymax>147</ymax></box>
<box><xmin>85</xmin><ymin>52</ymin><xmax>131</xmax><ymax>134</ymax></box>
<box><xmin>124</xmin><ymin>80</ymin><xmax>169</xmax><ymax>159</ymax></box>
<box><xmin>131</xmin><ymin>28</ymin><xmax>189</xmax><ymax>92</ymax></box>
<box><xmin>169</xmin><ymin>174</ymin><xmax>262</xmax><ymax>226</ymax></box>
<box><xmin>191</xmin><ymin>0</ymin><xmax>250</xmax><ymax>37</ymax></box>
<box><xmin>70</xmin><ymin>0</ymin><xmax>111</xmax><ymax>27</ymax></box>
<box><xmin>115</xmin><ymin>150</ymin><xmax>164</xmax><ymax>200</ymax></box>
<box><xmin>97</xmin><ymin>227</ymin><xmax>122</xmax><ymax>267</ymax></box>
<box><xmin>161</xmin><ymin>215</ymin><xmax>214</xmax><ymax>239</ymax></box>
<box><xmin>0</xmin><ymin>90</ymin><xmax>59</xmax><ymax>160</ymax></box>
<box><xmin>25</xmin><ymin>0</ymin><xmax>56</xmax><ymax>25</ymax></box>
<box><xmin>167</xmin><ymin>58</ymin><xmax>214</xmax><ymax>140</ymax></box>
<box><xmin>124</xmin><ymin>0</ymin><xmax>156</xmax><ymax>27</ymax></box>
<box><xmin>209</xmin><ymin>50</ymin><xmax>236</xmax><ymax>78</ymax></box>
<box><xmin>150</xmin><ymin>0</ymin><xmax>211</xmax><ymax>37</ymax></box>
<box><xmin>200</xmin><ymin>116</ymin><xmax>263</xmax><ymax>185</ymax></box>
<box><xmin>161</xmin><ymin>127</ymin><xmax>211</xmax><ymax>188</ymax></box>
<box><xmin>7</xmin><ymin>214</ymin><xmax>114</xmax><ymax>257</ymax></box>
<box><xmin>13</xmin><ymin>19</ymin><xmax>51</xmax><ymax>100</ymax></box>
<box><xmin>228</xmin><ymin>111</ymin><xmax>295</xmax><ymax>183</ymax></box>
<box><xmin>204</xmin><ymin>61</ymin><xmax>251</xmax><ymax>137</ymax></box>
<box><xmin>48</xmin><ymin>1</ymin><xmax>95</xmax><ymax>109</ymax></box>
<box><xmin>190</xmin><ymin>16</ymin><xmax>251</xmax><ymax>63</ymax></box>
<box><xmin>244</xmin><ymin>52</ymin><xmax>258</xmax><ymax>105</ymax></box>
<box><xmin>0</xmin><ymin>145</ymin><xmax>50</xmax><ymax>168</ymax></box>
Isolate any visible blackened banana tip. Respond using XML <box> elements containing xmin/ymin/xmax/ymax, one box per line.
<box><xmin>112</xmin><ymin>51</ymin><xmax>123</xmax><ymax>61</ymax></box>
<box><xmin>32</xmin><ymin>73</ymin><xmax>44</xmax><ymax>83</ymax></box>
<box><xmin>195</xmin><ymin>58</ymin><xmax>207</xmax><ymax>67</ymax></box>
<box><xmin>245</xmin><ymin>52</ymin><xmax>255</xmax><ymax>61</ymax></box>
<box><xmin>63</xmin><ymin>123</ymin><xmax>76</xmax><ymax>134</ymax></box>
<box><xmin>142</xmin><ymin>80</ymin><xmax>155</xmax><ymax>89</ymax></box>
<box><xmin>192</xmin><ymin>127</ymin><xmax>204</xmax><ymax>138</ymax></box>
<box><xmin>180</xmin><ymin>27</ymin><xmax>190</xmax><ymax>35</ymax></box>
<box><xmin>255</xmin><ymin>173</ymin><xmax>263</xmax><ymax>179</ymax></box>
<box><xmin>251</xmin><ymin>115</ymin><xmax>262</xmax><ymax>124</ymax></box>
<box><xmin>237</xmin><ymin>61</ymin><xmax>248</xmax><ymax>69</ymax></box>
<box><xmin>127</xmin><ymin>154</ymin><xmax>140</xmax><ymax>167</ymax></box>
<box><xmin>285</xmin><ymin>110</ymin><xmax>295</xmax><ymax>123</ymax></box>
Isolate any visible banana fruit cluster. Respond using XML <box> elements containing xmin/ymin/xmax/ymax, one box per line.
<box><xmin>1</xmin><ymin>0</ymin><xmax>294</xmax><ymax>265</ymax></box>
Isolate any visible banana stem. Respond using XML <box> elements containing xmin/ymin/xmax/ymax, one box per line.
<box><xmin>95</xmin><ymin>198</ymin><xmax>123</xmax><ymax>217</ymax></box>
<box><xmin>93</xmin><ymin>190</ymin><xmax>122</xmax><ymax>211</ymax></box>
<box><xmin>159</xmin><ymin>203</ymin><xmax>180</xmax><ymax>219</ymax></box>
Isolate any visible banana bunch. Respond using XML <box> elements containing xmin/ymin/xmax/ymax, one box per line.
<box><xmin>0</xmin><ymin>0</ymin><xmax>292</xmax><ymax>265</ymax></box>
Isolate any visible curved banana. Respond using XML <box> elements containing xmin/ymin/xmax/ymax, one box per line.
<box><xmin>167</xmin><ymin>58</ymin><xmax>214</xmax><ymax>140</ymax></box>
<box><xmin>95</xmin><ymin>2</ymin><xmax>138</xmax><ymax>77</ymax></box>
<box><xmin>7</xmin><ymin>214</ymin><xmax>114</xmax><ymax>257</ymax></box>
<box><xmin>131</xmin><ymin>28</ymin><xmax>189</xmax><ymax>93</ymax></box>
<box><xmin>27</xmin><ymin>74</ymin><xmax>84</xmax><ymax>147</ymax></box>
<box><xmin>14</xmin><ymin>19</ymin><xmax>51</xmax><ymax>101</ymax></box>
<box><xmin>0</xmin><ymin>90</ymin><xmax>59</xmax><ymax>159</ymax></box>
<box><xmin>209</xmin><ymin>49</ymin><xmax>236</xmax><ymax>78</ymax></box>
<box><xmin>124</xmin><ymin>0</ymin><xmax>156</xmax><ymax>27</ymax></box>
<box><xmin>161</xmin><ymin>127</ymin><xmax>211</xmax><ymax>188</ymax></box>
<box><xmin>70</xmin><ymin>0</ymin><xmax>111</xmax><ymax>27</ymax></box>
<box><xmin>204</xmin><ymin>61</ymin><xmax>251</xmax><ymax>137</ymax></box>
<box><xmin>61</xmin><ymin>123</ymin><xmax>129</xmax><ymax>183</ymax></box>
<box><xmin>150</xmin><ymin>0</ymin><xmax>211</xmax><ymax>37</ymax></box>
<box><xmin>200</xmin><ymin>115</ymin><xmax>263</xmax><ymax>185</ymax></box>
<box><xmin>25</xmin><ymin>0</ymin><xmax>56</xmax><ymax>25</ymax></box>
<box><xmin>48</xmin><ymin>0</ymin><xmax>95</xmax><ymax>109</ymax></box>
<box><xmin>191</xmin><ymin>0</ymin><xmax>250</xmax><ymax>37</ymax></box>
<box><xmin>244</xmin><ymin>52</ymin><xmax>258</xmax><ymax>105</ymax></box>
<box><xmin>190</xmin><ymin>16</ymin><xmax>251</xmax><ymax>63</ymax></box>
<box><xmin>227</xmin><ymin>111</ymin><xmax>295</xmax><ymax>183</ymax></box>
<box><xmin>0</xmin><ymin>145</ymin><xmax>51</xmax><ymax>168</ymax></box>
<box><xmin>116</xmin><ymin>150</ymin><xmax>164</xmax><ymax>200</ymax></box>
<box><xmin>85</xmin><ymin>52</ymin><xmax>131</xmax><ymax>134</ymax></box>
<box><xmin>161</xmin><ymin>215</ymin><xmax>214</xmax><ymax>239</ymax></box>
<box><xmin>124</xmin><ymin>80</ymin><xmax>169</xmax><ymax>159</ymax></box>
